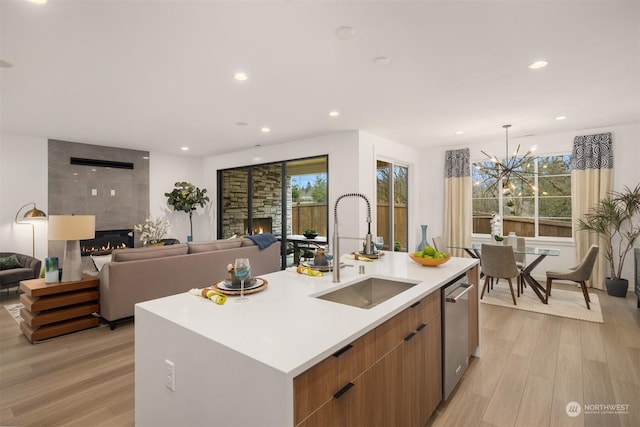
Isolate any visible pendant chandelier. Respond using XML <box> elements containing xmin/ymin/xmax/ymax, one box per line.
<box><xmin>474</xmin><ymin>124</ymin><xmax>538</xmax><ymax>194</ymax></box>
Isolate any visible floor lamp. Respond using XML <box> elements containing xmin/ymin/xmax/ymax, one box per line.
<box><xmin>15</xmin><ymin>202</ymin><xmax>47</xmax><ymax>257</ymax></box>
<box><xmin>48</xmin><ymin>215</ymin><xmax>95</xmax><ymax>282</ymax></box>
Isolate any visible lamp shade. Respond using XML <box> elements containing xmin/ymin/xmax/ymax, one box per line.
<box><xmin>23</xmin><ymin>205</ymin><xmax>47</xmax><ymax>219</ymax></box>
<box><xmin>48</xmin><ymin>215</ymin><xmax>96</xmax><ymax>240</ymax></box>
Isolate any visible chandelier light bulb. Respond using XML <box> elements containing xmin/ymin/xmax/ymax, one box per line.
<box><xmin>473</xmin><ymin>124</ymin><xmax>539</xmax><ymax>194</ymax></box>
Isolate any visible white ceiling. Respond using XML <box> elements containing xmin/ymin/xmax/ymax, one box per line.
<box><xmin>1</xmin><ymin>0</ymin><xmax>638</xmax><ymax>157</ymax></box>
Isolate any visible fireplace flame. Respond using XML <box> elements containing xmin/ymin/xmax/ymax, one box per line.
<box><xmin>82</xmin><ymin>242</ymin><xmax>128</xmax><ymax>255</ymax></box>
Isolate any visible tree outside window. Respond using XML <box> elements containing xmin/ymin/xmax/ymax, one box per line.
<box><xmin>472</xmin><ymin>154</ymin><xmax>572</xmax><ymax>238</ymax></box>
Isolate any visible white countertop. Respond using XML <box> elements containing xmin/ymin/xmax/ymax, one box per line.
<box><xmin>136</xmin><ymin>251</ymin><xmax>478</xmax><ymax>377</ymax></box>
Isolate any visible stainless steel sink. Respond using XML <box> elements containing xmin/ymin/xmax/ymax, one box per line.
<box><xmin>315</xmin><ymin>277</ymin><xmax>418</xmax><ymax>309</ymax></box>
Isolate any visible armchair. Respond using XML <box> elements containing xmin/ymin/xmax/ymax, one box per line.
<box><xmin>0</xmin><ymin>252</ymin><xmax>42</xmax><ymax>292</ymax></box>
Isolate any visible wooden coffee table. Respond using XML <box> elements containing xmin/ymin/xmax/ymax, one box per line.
<box><xmin>19</xmin><ymin>275</ymin><xmax>100</xmax><ymax>343</ymax></box>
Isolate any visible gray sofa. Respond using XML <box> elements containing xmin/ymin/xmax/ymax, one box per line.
<box><xmin>0</xmin><ymin>252</ymin><xmax>41</xmax><ymax>292</ymax></box>
<box><xmin>98</xmin><ymin>238</ymin><xmax>281</xmax><ymax>328</ymax></box>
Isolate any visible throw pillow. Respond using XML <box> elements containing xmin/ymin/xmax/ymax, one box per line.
<box><xmin>0</xmin><ymin>254</ymin><xmax>23</xmax><ymax>270</ymax></box>
<box><xmin>90</xmin><ymin>254</ymin><xmax>112</xmax><ymax>272</ymax></box>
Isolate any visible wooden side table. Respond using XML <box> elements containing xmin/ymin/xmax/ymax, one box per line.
<box><xmin>19</xmin><ymin>275</ymin><xmax>100</xmax><ymax>343</ymax></box>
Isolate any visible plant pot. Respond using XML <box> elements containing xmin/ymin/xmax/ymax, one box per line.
<box><xmin>605</xmin><ymin>277</ymin><xmax>628</xmax><ymax>297</ymax></box>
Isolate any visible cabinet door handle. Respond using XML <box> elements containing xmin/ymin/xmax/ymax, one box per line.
<box><xmin>410</xmin><ymin>301</ymin><xmax>421</xmax><ymax>308</ymax></box>
<box><xmin>332</xmin><ymin>344</ymin><xmax>354</xmax><ymax>358</ymax></box>
<box><xmin>416</xmin><ymin>323</ymin><xmax>427</xmax><ymax>332</ymax></box>
<box><xmin>404</xmin><ymin>332</ymin><xmax>416</xmax><ymax>342</ymax></box>
<box><xmin>334</xmin><ymin>382</ymin><xmax>355</xmax><ymax>399</ymax></box>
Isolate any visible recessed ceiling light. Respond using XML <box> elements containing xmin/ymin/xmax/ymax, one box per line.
<box><xmin>455</xmin><ymin>130</ymin><xmax>464</xmax><ymax>135</ymax></box>
<box><xmin>181</xmin><ymin>147</ymin><xmax>189</xmax><ymax>151</ymax></box>
<box><xmin>555</xmin><ymin>115</ymin><xmax>567</xmax><ymax>121</ymax></box>
<box><xmin>236</xmin><ymin>121</ymin><xmax>249</xmax><ymax>126</ymax></box>
<box><xmin>0</xmin><ymin>59</ymin><xmax>14</xmax><ymax>68</ymax></box>
<box><xmin>142</xmin><ymin>156</ymin><xmax>150</xmax><ymax>160</ymax></box>
<box><xmin>335</xmin><ymin>26</ymin><xmax>356</xmax><ymax>40</ymax></box>
<box><xmin>27</xmin><ymin>0</ymin><xmax>47</xmax><ymax>4</ymax></box>
<box><xmin>261</xmin><ymin>127</ymin><xmax>270</xmax><ymax>133</ymax></box>
<box><xmin>528</xmin><ymin>60</ymin><xmax>548</xmax><ymax>70</ymax></box>
<box><xmin>234</xmin><ymin>72</ymin><xmax>248</xmax><ymax>81</ymax></box>
<box><xmin>329</xmin><ymin>111</ymin><xmax>340</xmax><ymax>117</ymax></box>
<box><xmin>372</xmin><ymin>56</ymin><xmax>390</xmax><ymax>66</ymax></box>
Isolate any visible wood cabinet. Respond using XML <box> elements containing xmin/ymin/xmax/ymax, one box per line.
<box><xmin>294</xmin><ymin>291</ymin><xmax>442</xmax><ymax>427</ymax></box>
<box><xmin>19</xmin><ymin>275</ymin><xmax>100</xmax><ymax>342</ymax></box>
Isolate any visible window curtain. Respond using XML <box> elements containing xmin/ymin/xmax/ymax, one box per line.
<box><xmin>444</xmin><ymin>148</ymin><xmax>471</xmax><ymax>257</ymax></box>
<box><xmin>572</xmin><ymin>132</ymin><xmax>613</xmax><ymax>289</ymax></box>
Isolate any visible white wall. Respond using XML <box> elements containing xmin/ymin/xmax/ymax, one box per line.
<box><xmin>420</xmin><ymin>123</ymin><xmax>640</xmax><ymax>282</ymax></box>
<box><xmin>149</xmin><ymin>152</ymin><xmax>211</xmax><ymax>242</ymax></box>
<box><xmin>0</xmin><ymin>135</ymin><xmax>49</xmax><ymax>261</ymax></box>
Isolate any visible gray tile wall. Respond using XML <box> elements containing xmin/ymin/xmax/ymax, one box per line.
<box><xmin>48</xmin><ymin>140</ymin><xmax>150</xmax><ymax>265</ymax></box>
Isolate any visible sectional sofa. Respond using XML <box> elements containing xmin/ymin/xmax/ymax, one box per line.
<box><xmin>98</xmin><ymin>238</ymin><xmax>281</xmax><ymax>328</ymax></box>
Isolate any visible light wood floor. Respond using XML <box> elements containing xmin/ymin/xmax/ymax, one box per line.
<box><xmin>1</xmin><ymin>284</ymin><xmax>638</xmax><ymax>427</ymax></box>
<box><xmin>428</xmin><ymin>283</ymin><xmax>640</xmax><ymax>427</ymax></box>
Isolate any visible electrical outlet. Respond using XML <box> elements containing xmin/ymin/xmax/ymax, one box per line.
<box><xmin>165</xmin><ymin>359</ymin><xmax>175</xmax><ymax>391</ymax></box>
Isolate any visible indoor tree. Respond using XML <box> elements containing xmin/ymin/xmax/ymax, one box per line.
<box><xmin>165</xmin><ymin>181</ymin><xmax>210</xmax><ymax>241</ymax></box>
<box><xmin>577</xmin><ymin>184</ymin><xmax>640</xmax><ymax>294</ymax></box>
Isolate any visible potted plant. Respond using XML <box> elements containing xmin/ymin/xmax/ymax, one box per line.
<box><xmin>577</xmin><ymin>184</ymin><xmax>640</xmax><ymax>296</ymax></box>
<box><xmin>165</xmin><ymin>182</ymin><xmax>210</xmax><ymax>242</ymax></box>
<box><xmin>303</xmin><ymin>229</ymin><xmax>318</xmax><ymax>239</ymax></box>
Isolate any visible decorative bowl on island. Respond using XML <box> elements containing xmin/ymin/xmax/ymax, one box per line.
<box><xmin>409</xmin><ymin>253</ymin><xmax>451</xmax><ymax>267</ymax></box>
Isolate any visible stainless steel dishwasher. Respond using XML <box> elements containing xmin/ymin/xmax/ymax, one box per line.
<box><xmin>442</xmin><ymin>274</ymin><xmax>474</xmax><ymax>400</ymax></box>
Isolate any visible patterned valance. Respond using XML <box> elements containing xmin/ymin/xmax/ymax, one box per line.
<box><xmin>444</xmin><ymin>148</ymin><xmax>470</xmax><ymax>178</ymax></box>
<box><xmin>572</xmin><ymin>132</ymin><xmax>613</xmax><ymax>170</ymax></box>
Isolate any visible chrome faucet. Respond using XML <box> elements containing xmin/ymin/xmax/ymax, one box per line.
<box><xmin>333</xmin><ymin>193</ymin><xmax>375</xmax><ymax>283</ymax></box>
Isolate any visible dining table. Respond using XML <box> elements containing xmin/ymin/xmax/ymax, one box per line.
<box><xmin>285</xmin><ymin>234</ymin><xmax>328</xmax><ymax>265</ymax></box>
<box><xmin>450</xmin><ymin>243</ymin><xmax>560</xmax><ymax>304</ymax></box>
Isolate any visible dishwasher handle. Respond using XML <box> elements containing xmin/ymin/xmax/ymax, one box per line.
<box><xmin>445</xmin><ymin>283</ymin><xmax>474</xmax><ymax>303</ymax></box>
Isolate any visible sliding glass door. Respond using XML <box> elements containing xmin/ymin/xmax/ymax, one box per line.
<box><xmin>218</xmin><ymin>155</ymin><xmax>328</xmax><ymax>268</ymax></box>
<box><xmin>376</xmin><ymin>160</ymin><xmax>408</xmax><ymax>252</ymax></box>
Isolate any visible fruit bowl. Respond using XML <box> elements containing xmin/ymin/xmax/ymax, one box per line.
<box><xmin>409</xmin><ymin>253</ymin><xmax>451</xmax><ymax>267</ymax></box>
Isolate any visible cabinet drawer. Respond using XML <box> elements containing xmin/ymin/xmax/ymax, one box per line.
<box><xmin>408</xmin><ymin>291</ymin><xmax>441</xmax><ymax>329</ymax></box>
<box><xmin>336</xmin><ymin>329</ymin><xmax>375</xmax><ymax>387</ymax></box>
<box><xmin>294</xmin><ymin>356</ymin><xmax>337</xmax><ymax>425</ymax></box>
<box><xmin>294</xmin><ymin>329</ymin><xmax>376</xmax><ymax>424</ymax></box>
<box><xmin>375</xmin><ymin>308</ymin><xmax>410</xmax><ymax>359</ymax></box>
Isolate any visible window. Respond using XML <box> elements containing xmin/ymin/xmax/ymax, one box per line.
<box><xmin>472</xmin><ymin>154</ymin><xmax>572</xmax><ymax>238</ymax></box>
<box><xmin>217</xmin><ymin>155</ymin><xmax>328</xmax><ymax>269</ymax></box>
<box><xmin>376</xmin><ymin>160</ymin><xmax>408</xmax><ymax>251</ymax></box>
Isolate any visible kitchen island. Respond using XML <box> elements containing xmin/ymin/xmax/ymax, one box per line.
<box><xmin>135</xmin><ymin>252</ymin><xmax>479</xmax><ymax>427</ymax></box>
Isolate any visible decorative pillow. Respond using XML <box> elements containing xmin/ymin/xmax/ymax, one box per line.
<box><xmin>0</xmin><ymin>254</ymin><xmax>23</xmax><ymax>270</ymax></box>
<box><xmin>90</xmin><ymin>254</ymin><xmax>112</xmax><ymax>272</ymax></box>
